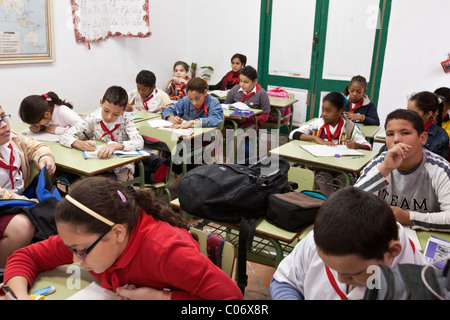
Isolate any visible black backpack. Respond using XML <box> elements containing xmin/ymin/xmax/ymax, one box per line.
<box><xmin>133</xmin><ymin>135</ymin><xmax>171</xmax><ymax>184</ymax></box>
<box><xmin>178</xmin><ymin>156</ymin><xmax>290</xmax><ymax>223</ymax></box>
<box><xmin>178</xmin><ymin>156</ymin><xmax>290</xmax><ymax>293</ymax></box>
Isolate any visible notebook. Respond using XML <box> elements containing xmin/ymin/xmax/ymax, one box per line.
<box><xmin>82</xmin><ymin>147</ymin><xmax>148</xmax><ymax>159</ymax></box>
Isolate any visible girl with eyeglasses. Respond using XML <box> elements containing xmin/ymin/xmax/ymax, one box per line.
<box><xmin>19</xmin><ymin>92</ymin><xmax>82</xmax><ymax>135</ymax></box>
<box><xmin>3</xmin><ymin>176</ymin><xmax>243</xmax><ymax>300</ymax></box>
<box><xmin>0</xmin><ymin>105</ymin><xmax>56</xmax><ymax>270</ymax></box>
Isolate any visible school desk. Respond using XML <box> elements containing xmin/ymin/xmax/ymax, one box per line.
<box><xmin>27</xmin><ymin>264</ymin><xmax>100</xmax><ymax>300</ymax></box>
<box><xmin>269</xmin><ymin>140</ymin><xmax>379</xmax><ymax>186</ymax></box>
<box><xmin>416</xmin><ymin>230</ymin><xmax>450</xmax><ymax>253</ymax></box>
<box><xmin>46</xmin><ymin>141</ymin><xmax>147</xmax><ymax>187</ymax></box>
<box><xmin>262</xmin><ymin>96</ymin><xmax>299</xmax><ymax>140</ymax></box>
<box><xmin>373</xmin><ymin>127</ymin><xmax>386</xmax><ymax>144</ymax></box>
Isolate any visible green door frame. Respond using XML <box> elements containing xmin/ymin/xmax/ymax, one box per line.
<box><xmin>258</xmin><ymin>0</ymin><xmax>392</xmax><ymax>121</ymax></box>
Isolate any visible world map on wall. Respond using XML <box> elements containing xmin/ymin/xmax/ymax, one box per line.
<box><xmin>0</xmin><ymin>0</ymin><xmax>49</xmax><ymax>55</ymax></box>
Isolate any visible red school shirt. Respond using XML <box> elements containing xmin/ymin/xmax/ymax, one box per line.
<box><xmin>4</xmin><ymin>210</ymin><xmax>243</xmax><ymax>300</ymax></box>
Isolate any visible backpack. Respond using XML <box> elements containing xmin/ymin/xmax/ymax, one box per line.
<box><xmin>178</xmin><ymin>156</ymin><xmax>290</xmax><ymax>294</ymax></box>
<box><xmin>178</xmin><ymin>156</ymin><xmax>290</xmax><ymax>223</ymax></box>
<box><xmin>133</xmin><ymin>135</ymin><xmax>171</xmax><ymax>184</ymax></box>
<box><xmin>266</xmin><ymin>190</ymin><xmax>326</xmax><ymax>232</ymax></box>
<box><xmin>206</xmin><ymin>233</ymin><xmax>225</xmax><ymax>269</ymax></box>
<box><xmin>266</xmin><ymin>87</ymin><xmax>292</xmax><ymax>124</ymax></box>
<box><xmin>0</xmin><ymin>166</ymin><xmax>62</xmax><ymax>242</ymax></box>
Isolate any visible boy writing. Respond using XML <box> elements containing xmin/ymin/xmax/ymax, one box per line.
<box><xmin>270</xmin><ymin>186</ymin><xmax>426</xmax><ymax>300</ymax></box>
<box><xmin>355</xmin><ymin>109</ymin><xmax>450</xmax><ymax>232</ymax></box>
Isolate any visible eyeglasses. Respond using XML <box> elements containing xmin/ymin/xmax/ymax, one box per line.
<box><xmin>65</xmin><ymin>228</ymin><xmax>112</xmax><ymax>260</ymax></box>
<box><xmin>0</xmin><ymin>114</ymin><xmax>11</xmax><ymax>124</ymax></box>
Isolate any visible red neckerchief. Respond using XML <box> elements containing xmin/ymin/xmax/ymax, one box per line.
<box><xmin>142</xmin><ymin>89</ymin><xmax>158</xmax><ymax>111</ymax></box>
<box><xmin>0</xmin><ymin>144</ymin><xmax>21</xmax><ymax>189</ymax></box>
<box><xmin>348</xmin><ymin>97</ymin><xmax>364</xmax><ymax>113</ymax></box>
<box><xmin>100</xmin><ymin>121</ymin><xmax>120</xmax><ymax>141</ymax></box>
<box><xmin>193</xmin><ymin>96</ymin><xmax>208</xmax><ymax>116</ymax></box>
<box><xmin>221</xmin><ymin>71</ymin><xmax>240</xmax><ymax>90</ymax></box>
<box><xmin>241</xmin><ymin>84</ymin><xmax>261</xmax><ymax>102</ymax></box>
<box><xmin>319</xmin><ymin>117</ymin><xmax>344</xmax><ymax>141</ymax></box>
<box><xmin>324</xmin><ymin>238</ymin><xmax>415</xmax><ymax>300</ymax></box>
<box><xmin>100</xmin><ymin>210</ymin><xmax>157</xmax><ymax>290</ymax></box>
<box><xmin>424</xmin><ymin>118</ymin><xmax>433</xmax><ymax>131</ymax></box>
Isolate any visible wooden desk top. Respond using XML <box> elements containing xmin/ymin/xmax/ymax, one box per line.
<box><xmin>270</xmin><ymin>140</ymin><xmax>378</xmax><ymax>173</ymax></box>
<box><xmin>134</xmin><ymin>120</ymin><xmax>220</xmax><ymax>141</ymax></box>
<box><xmin>269</xmin><ymin>96</ymin><xmax>298</xmax><ymax>108</ymax></box>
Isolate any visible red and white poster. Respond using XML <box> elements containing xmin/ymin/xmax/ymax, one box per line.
<box><xmin>71</xmin><ymin>0</ymin><xmax>151</xmax><ymax>44</ymax></box>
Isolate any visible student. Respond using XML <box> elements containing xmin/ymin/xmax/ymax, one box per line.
<box><xmin>163</xmin><ymin>61</ymin><xmax>191</xmax><ymax>102</ymax></box>
<box><xmin>270</xmin><ymin>186</ymin><xmax>426</xmax><ymax>300</ymax></box>
<box><xmin>434</xmin><ymin>87</ymin><xmax>450</xmax><ymax>139</ymax></box>
<box><xmin>0</xmin><ymin>104</ymin><xmax>56</xmax><ymax>269</ymax></box>
<box><xmin>407</xmin><ymin>91</ymin><xmax>449</xmax><ymax>159</ymax></box>
<box><xmin>224</xmin><ymin>65</ymin><xmax>271</xmax><ymax>128</ymax></box>
<box><xmin>289</xmin><ymin>92</ymin><xmax>371</xmax><ymax>195</ymax></box>
<box><xmin>3</xmin><ymin>176</ymin><xmax>244</xmax><ymax>300</ymax></box>
<box><xmin>162</xmin><ymin>77</ymin><xmax>224</xmax><ymax>128</ymax></box>
<box><xmin>343</xmin><ymin>75</ymin><xmax>380</xmax><ymax>126</ymax></box>
<box><xmin>290</xmin><ymin>92</ymin><xmax>371</xmax><ymax>150</ymax></box>
<box><xmin>208</xmin><ymin>53</ymin><xmax>247</xmax><ymax>91</ymax></box>
<box><xmin>19</xmin><ymin>92</ymin><xmax>83</xmax><ymax>134</ymax></box>
<box><xmin>59</xmin><ymin>86</ymin><xmax>144</xmax><ymax>182</ymax></box>
<box><xmin>127</xmin><ymin>70</ymin><xmax>172</xmax><ymax>113</ymax></box>
<box><xmin>354</xmin><ymin>109</ymin><xmax>450</xmax><ymax>232</ymax></box>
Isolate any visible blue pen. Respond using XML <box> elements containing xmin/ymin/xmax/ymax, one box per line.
<box><xmin>349</xmin><ymin>155</ymin><xmax>365</xmax><ymax>159</ymax></box>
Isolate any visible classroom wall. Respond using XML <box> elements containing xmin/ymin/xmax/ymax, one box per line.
<box><xmin>2</xmin><ymin>0</ymin><xmax>260</xmax><ymax>126</ymax></box>
<box><xmin>1</xmin><ymin>0</ymin><xmax>448</xmax><ymax>128</ymax></box>
<box><xmin>376</xmin><ymin>0</ymin><xmax>450</xmax><ymax>126</ymax></box>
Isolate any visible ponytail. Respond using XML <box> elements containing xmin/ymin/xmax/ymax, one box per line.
<box><xmin>46</xmin><ymin>91</ymin><xmax>74</xmax><ymax>109</ymax></box>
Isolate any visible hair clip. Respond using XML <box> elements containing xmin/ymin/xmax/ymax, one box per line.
<box><xmin>117</xmin><ymin>190</ymin><xmax>127</xmax><ymax>203</ymax></box>
<box><xmin>42</xmin><ymin>93</ymin><xmax>51</xmax><ymax>101</ymax></box>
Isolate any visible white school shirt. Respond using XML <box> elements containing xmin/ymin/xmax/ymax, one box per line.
<box><xmin>272</xmin><ymin>224</ymin><xmax>426</xmax><ymax>300</ymax></box>
<box><xmin>289</xmin><ymin>116</ymin><xmax>371</xmax><ymax>149</ymax></box>
<box><xmin>128</xmin><ymin>88</ymin><xmax>172</xmax><ymax>113</ymax></box>
<box><xmin>46</xmin><ymin>105</ymin><xmax>83</xmax><ymax>135</ymax></box>
<box><xmin>0</xmin><ymin>142</ymin><xmax>24</xmax><ymax>195</ymax></box>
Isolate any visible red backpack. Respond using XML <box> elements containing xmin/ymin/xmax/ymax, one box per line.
<box><xmin>266</xmin><ymin>87</ymin><xmax>292</xmax><ymax>123</ymax></box>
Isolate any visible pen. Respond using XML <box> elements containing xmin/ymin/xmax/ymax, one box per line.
<box><xmin>349</xmin><ymin>155</ymin><xmax>365</xmax><ymax>159</ymax></box>
<box><xmin>83</xmin><ymin>131</ymin><xmax>91</xmax><ymax>140</ymax></box>
<box><xmin>1</xmin><ymin>283</ymin><xmax>18</xmax><ymax>300</ymax></box>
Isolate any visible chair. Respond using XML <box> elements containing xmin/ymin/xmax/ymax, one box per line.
<box><xmin>288</xmin><ymin>166</ymin><xmax>314</xmax><ymax>191</ymax></box>
<box><xmin>130</xmin><ymin>126</ymin><xmax>179</xmax><ymax>203</ymax></box>
<box><xmin>190</xmin><ymin>227</ymin><xmax>236</xmax><ymax>279</ymax></box>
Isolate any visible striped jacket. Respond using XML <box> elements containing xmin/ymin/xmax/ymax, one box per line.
<box><xmin>354</xmin><ymin>148</ymin><xmax>450</xmax><ymax>231</ymax></box>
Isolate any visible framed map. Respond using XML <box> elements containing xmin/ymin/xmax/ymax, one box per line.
<box><xmin>0</xmin><ymin>0</ymin><xmax>54</xmax><ymax>64</ymax></box>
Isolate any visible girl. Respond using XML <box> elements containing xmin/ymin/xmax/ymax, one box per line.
<box><xmin>3</xmin><ymin>176</ymin><xmax>243</xmax><ymax>300</ymax></box>
<box><xmin>224</xmin><ymin>65</ymin><xmax>271</xmax><ymax>129</ymax></box>
<box><xmin>289</xmin><ymin>92</ymin><xmax>371</xmax><ymax>196</ymax></box>
<box><xmin>434</xmin><ymin>87</ymin><xmax>450</xmax><ymax>138</ymax></box>
<box><xmin>209</xmin><ymin>53</ymin><xmax>247</xmax><ymax>91</ymax></box>
<box><xmin>19</xmin><ymin>92</ymin><xmax>83</xmax><ymax>135</ymax></box>
<box><xmin>59</xmin><ymin>86</ymin><xmax>144</xmax><ymax>182</ymax></box>
<box><xmin>162</xmin><ymin>77</ymin><xmax>223</xmax><ymax>129</ymax></box>
<box><xmin>343</xmin><ymin>75</ymin><xmax>380</xmax><ymax>126</ymax></box>
<box><xmin>163</xmin><ymin>61</ymin><xmax>191</xmax><ymax>102</ymax></box>
<box><xmin>127</xmin><ymin>70</ymin><xmax>172</xmax><ymax>113</ymax></box>
<box><xmin>0</xmin><ymin>104</ymin><xmax>56</xmax><ymax>269</ymax></box>
<box><xmin>407</xmin><ymin>91</ymin><xmax>449</xmax><ymax>159</ymax></box>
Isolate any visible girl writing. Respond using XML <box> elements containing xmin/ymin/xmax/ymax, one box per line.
<box><xmin>59</xmin><ymin>86</ymin><xmax>144</xmax><ymax>182</ymax></box>
<box><xmin>19</xmin><ymin>92</ymin><xmax>82</xmax><ymax>135</ymax></box>
<box><xmin>407</xmin><ymin>91</ymin><xmax>449</xmax><ymax>159</ymax></box>
<box><xmin>209</xmin><ymin>53</ymin><xmax>247</xmax><ymax>91</ymax></box>
<box><xmin>3</xmin><ymin>176</ymin><xmax>243</xmax><ymax>300</ymax></box>
<box><xmin>0</xmin><ymin>104</ymin><xmax>56</xmax><ymax>269</ymax></box>
<box><xmin>163</xmin><ymin>61</ymin><xmax>191</xmax><ymax>101</ymax></box>
<box><xmin>162</xmin><ymin>77</ymin><xmax>224</xmax><ymax>129</ymax></box>
<box><xmin>343</xmin><ymin>75</ymin><xmax>380</xmax><ymax>126</ymax></box>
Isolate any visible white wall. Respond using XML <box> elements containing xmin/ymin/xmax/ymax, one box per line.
<box><xmin>377</xmin><ymin>0</ymin><xmax>450</xmax><ymax>127</ymax></box>
<box><xmin>1</xmin><ymin>0</ymin><xmax>260</xmax><ymax>126</ymax></box>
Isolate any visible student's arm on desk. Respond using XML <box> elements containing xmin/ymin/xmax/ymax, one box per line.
<box><xmin>3</xmin><ymin>235</ymin><xmax>74</xmax><ymax>300</ymax></box>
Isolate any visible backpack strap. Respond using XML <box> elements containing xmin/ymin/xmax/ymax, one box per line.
<box><xmin>237</xmin><ymin>217</ymin><xmax>260</xmax><ymax>294</ymax></box>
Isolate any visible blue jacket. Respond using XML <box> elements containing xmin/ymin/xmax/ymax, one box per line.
<box><xmin>162</xmin><ymin>94</ymin><xmax>223</xmax><ymax>127</ymax></box>
<box><xmin>425</xmin><ymin>123</ymin><xmax>449</xmax><ymax>159</ymax></box>
<box><xmin>344</xmin><ymin>98</ymin><xmax>380</xmax><ymax>126</ymax></box>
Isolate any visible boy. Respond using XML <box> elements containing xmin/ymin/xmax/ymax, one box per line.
<box><xmin>59</xmin><ymin>86</ymin><xmax>143</xmax><ymax>182</ymax></box>
<box><xmin>127</xmin><ymin>70</ymin><xmax>172</xmax><ymax>113</ymax></box>
<box><xmin>270</xmin><ymin>187</ymin><xmax>426</xmax><ymax>300</ymax></box>
<box><xmin>355</xmin><ymin>109</ymin><xmax>450</xmax><ymax>232</ymax></box>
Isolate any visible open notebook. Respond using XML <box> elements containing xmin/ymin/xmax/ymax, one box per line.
<box><xmin>82</xmin><ymin>146</ymin><xmax>149</xmax><ymax>159</ymax></box>
<box><xmin>66</xmin><ymin>282</ymin><xmax>116</xmax><ymax>300</ymax></box>
<box><xmin>300</xmin><ymin>144</ymin><xmax>364</xmax><ymax>157</ymax></box>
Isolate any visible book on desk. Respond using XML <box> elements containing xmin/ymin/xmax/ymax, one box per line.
<box><xmin>82</xmin><ymin>147</ymin><xmax>149</xmax><ymax>159</ymax></box>
<box><xmin>221</xmin><ymin>101</ymin><xmax>250</xmax><ymax>111</ymax></box>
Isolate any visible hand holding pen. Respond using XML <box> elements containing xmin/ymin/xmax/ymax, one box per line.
<box><xmin>72</xmin><ymin>132</ymin><xmax>97</xmax><ymax>151</ymax></box>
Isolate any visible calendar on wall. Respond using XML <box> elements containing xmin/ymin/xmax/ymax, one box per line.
<box><xmin>71</xmin><ymin>0</ymin><xmax>151</xmax><ymax>44</ymax></box>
